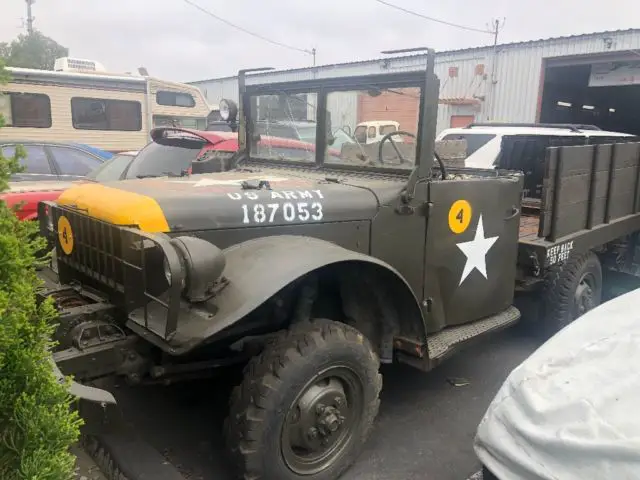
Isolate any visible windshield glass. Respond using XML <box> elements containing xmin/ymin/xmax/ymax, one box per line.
<box><xmin>291</xmin><ymin>124</ymin><xmax>316</xmax><ymax>143</ymax></box>
<box><xmin>325</xmin><ymin>87</ymin><xmax>420</xmax><ymax>169</ymax></box>
<box><xmin>245</xmin><ymin>85</ymin><xmax>421</xmax><ymax>168</ymax></box>
<box><xmin>248</xmin><ymin>92</ymin><xmax>317</xmax><ymax>163</ymax></box>
<box><xmin>87</xmin><ymin>153</ymin><xmax>135</xmax><ymax>181</ymax></box>
<box><xmin>125</xmin><ymin>136</ymin><xmax>205</xmax><ymax>178</ymax></box>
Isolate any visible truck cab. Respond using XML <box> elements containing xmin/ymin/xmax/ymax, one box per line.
<box><xmin>354</xmin><ymin>120</ymin><xmax>402</xmax><ymax>144</ymax></box>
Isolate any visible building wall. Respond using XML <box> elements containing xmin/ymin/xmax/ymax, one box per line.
<box><xmin>357</xmin><ymin>88</ymin><xmax>420</xmax><ymax>133</ymax></box>
<box><xmin>189</xmin><ymin>29</ymin><xmax>640</xmax><ymax>134</ymax></box>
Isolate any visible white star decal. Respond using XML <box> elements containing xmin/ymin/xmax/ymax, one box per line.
<box><xmin>456</xmin><ymin>215</ymin><xmax>499</xmax><ymax>285</ymax></box>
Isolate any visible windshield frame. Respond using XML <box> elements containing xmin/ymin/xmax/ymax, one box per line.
<box><xmin>240</xmin><ymin>66</ymin><xmax>438</xmax><ymax>178</ymax></box>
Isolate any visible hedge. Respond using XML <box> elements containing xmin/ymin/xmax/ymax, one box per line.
<box><xmin>0</xmin><ymin>60</ymin><xmax>82</xmax><ymax>480</ymax></box>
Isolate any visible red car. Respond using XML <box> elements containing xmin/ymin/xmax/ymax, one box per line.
<box><xmin>111</xmin><ymin>127</ymin><xmax>341</xmax><ymax>180</ymax></box>
<box><xmin>3</xmin><ymin>128</ymin><xmax>339</xmax><ymax>220</ymax></box>
<box><xmin>2</xmin><ymin>180</ymin><xmax>76</xmax><ymax>221</ymax></box>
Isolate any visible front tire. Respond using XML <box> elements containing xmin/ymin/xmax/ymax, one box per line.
<box><xmin>224</xmin><ymin>319</ymin><xmax>382</xmax><ymax>480</ymax></box>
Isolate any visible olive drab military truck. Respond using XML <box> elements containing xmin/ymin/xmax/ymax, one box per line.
<box><xmin>38</xmin><ymin>49</ymin><xmax>640</xmax><ymax>480</ymax></box>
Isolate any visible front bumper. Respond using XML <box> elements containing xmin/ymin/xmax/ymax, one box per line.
<box><xmin>51</xmin><ymin>356</ymin><xmax>116</xmax><ymax>406</ymax></box>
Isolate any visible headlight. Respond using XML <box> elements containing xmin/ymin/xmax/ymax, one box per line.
<box><xmin>170</xmin><ymin>236</ymin><xmax>226</xmax><ymax>302</ymax></box>
<box><xmin>218</xmin><ymin>99</ymin><xmax>238</xmax><ymax>123</ymax></box>
<box><xmin>219</xmin><ymin>100</ymin><xmax>230</xmax><ymax>120</ymax></box>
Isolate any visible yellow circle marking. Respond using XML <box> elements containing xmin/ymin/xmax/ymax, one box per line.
<box><xmin>57</xmin><ymin>215</ymin><xmax>74</xmax><ymax>255</ymax></box>
<box><xmin>448</xmin><ymin>200</ymin><xmax>472</xmax><ymax>234</ymax></box>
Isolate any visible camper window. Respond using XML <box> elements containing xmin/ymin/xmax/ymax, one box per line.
<box><xmin>0</xmin><ymin>92</ymin><xmax>51</xmax><ymax>128</ymax></box>
<box><xmin>71</xmin><ymin>98</ymin><xmax>142</xmax><ymax>131</ymax></box>
<box><xmin>156</xmin><ymin>91</ymin><xmax>196</xmax><ymax>108</ymax></box>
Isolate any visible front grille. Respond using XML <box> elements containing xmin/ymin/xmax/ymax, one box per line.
<box><xmin>48</xmin><ymin>204</ymin><xmax>183</xmax><ymax>340</ymax></box>
<box><xmin>51</xmin><ymin>205</ymin><xmax>130</xmax><ymax>293</ymax></box>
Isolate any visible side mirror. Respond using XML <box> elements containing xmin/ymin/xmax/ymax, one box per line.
<box><xmin>342</xmin><ymin>125</ymin><xmax>352</xmax><ymax>136</ymax></box>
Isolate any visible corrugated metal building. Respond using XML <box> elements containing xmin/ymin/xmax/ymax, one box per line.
<box><xmin>191</xmin><ymin>29</ymin><xmax>640</xmax><ymax>134</ymax></box>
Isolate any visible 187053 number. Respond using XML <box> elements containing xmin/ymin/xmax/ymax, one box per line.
<box><xmin>241</xmin><ymin>202</ymin><xmax>323</xmax><ymax>224</ymax></box>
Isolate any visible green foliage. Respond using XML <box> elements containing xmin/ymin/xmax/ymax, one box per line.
<box><xmin>0</xmin><ymin>61</ymin><xmax>82</xmax><ymax>480</ymax></box>
<box><xmin>0</xmin><ymin>31</ymin><xmax>68</xmax><ymax>70</ymax></box>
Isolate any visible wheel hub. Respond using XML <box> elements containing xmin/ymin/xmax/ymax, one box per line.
<box><xmin>281</xmin><ymin>367</ymin><xmax>362</xmax><ymax>475</ymax></box>
<box><xmin>574</xmin><ymin>277</ymin><xmax>595</xmax><ymax>317</ymax></box>
<box><xmin>289</xmin><ymin>378</ymin><xmax>348</xmax><ymax>452</ymax></box>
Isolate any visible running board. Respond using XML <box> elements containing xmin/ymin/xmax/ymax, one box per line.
<box><xmin>426</xmin><ymin>305</ymin><xmax>521</xmax><ymax>362</ymax></box>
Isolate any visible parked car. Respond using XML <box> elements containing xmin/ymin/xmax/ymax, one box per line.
<box><xmin>207</xmin><ymin>119</ymin><xmax>356</xmax><ymax>152</ymax></box>
<box><xmin>474</xmin><ymin>286</ymin><xmax>640</xmax><ymax>480</ymax></box>
<box><xmin>436</xmin><ymin>122</ymin><xmax>635</xmax><ymax>169</ymax></box>
<box><xmin>1</xmin><ymin>140</ymin><xmax>109</xmax><ymax>182</ymax></box>
<box><xmin>102</xmin><ymin>127</ymin><xmax>342</xmax><ymax>181</ymax></box>
<box><xmin>0</xmin><ymin>141</ymin><xmax>109</xmax><ymax>220</ymax></box>
<box><xmin>85</xmin><ymin>150</ymin><xmax>138</xmax><ymax>182</ymax></box>
<box><xmin>71</xmin><ymin>143</ymin><xmax>114</xmax><ymax>160</ymax></box>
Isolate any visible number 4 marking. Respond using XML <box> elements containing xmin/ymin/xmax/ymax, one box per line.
<box><xmin>448</xmin><ymin>199</ymin><xmax>472</xmax><ymax>234</ymax></box>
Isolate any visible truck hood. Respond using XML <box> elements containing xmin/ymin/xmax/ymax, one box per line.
<box><xmin>56</xmin><ymin>170</ymin><xmax>381</xmax><ymax>232</ymax></box>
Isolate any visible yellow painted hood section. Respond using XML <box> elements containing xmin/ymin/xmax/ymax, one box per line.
<box><xmin>57</xmin><ymin>183</ymin><xmax>170</xmax><ymax>233</ymax></box>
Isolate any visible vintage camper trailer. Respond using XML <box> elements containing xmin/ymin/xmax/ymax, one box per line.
<box><xmin>0</xmin><ymin>57</ymin><xmax>213</xmax><ymax>152</ymax></box>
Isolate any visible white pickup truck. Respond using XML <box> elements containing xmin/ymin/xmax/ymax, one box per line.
<box><xmin>436</xmin><ymin>123</ymin><xmax>633</xmax><ymax>169</ymax></box>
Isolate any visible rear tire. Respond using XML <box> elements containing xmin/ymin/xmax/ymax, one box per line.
<box><xmin>224</xmin><ymin>319</ymin><xmax>382</xmax><ymax>480</ymax></box>
<box><xmin>541</xmin><ymin>251</ymin><xmax>602</xmax><ymax>334</ymax></box>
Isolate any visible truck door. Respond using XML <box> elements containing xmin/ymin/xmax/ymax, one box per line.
<box><xmin>424</xmin><ymin>175</ymin><xmax>523</xmax><ymax>331</ymax></box>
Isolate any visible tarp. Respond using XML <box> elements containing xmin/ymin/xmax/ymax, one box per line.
<box><xmin>474</xmin><ymin>288</ymin><xmax>640</xmax><ymax>479</ymax></box>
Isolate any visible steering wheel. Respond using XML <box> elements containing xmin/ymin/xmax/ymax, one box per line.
<box><xmin>378</xmin><ymin>130</ymin><xmax>416</xmax><ymax>166</ymax></box>
<box><xmin>377</xmin><ymin>130</ymin><xmax>448</xmax><ymax>180</ymax></box>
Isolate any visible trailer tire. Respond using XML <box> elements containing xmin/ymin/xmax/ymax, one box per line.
<box><xmin>541</xmin><ymin>251</ymin><xmax>602</xmax><ymax>334</ymax></box>
<box><xmin>224</xmin><ymin>319</ymin><xmax>382</xmax><ymax>480</ymax></box>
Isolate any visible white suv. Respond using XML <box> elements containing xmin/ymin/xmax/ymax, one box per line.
<box><xmin>436</xmin><ymin>123</ymin><xmax>634</xmax><ymax>169</ymax></box>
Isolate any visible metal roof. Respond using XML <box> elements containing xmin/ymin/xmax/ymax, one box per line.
<box><xmin>188</xmin><ymin>28</ymin><xmax>640</xmax><ymax>85</ymax></box>
<box><xmin>7</xmin><ymin>66</ymin><xmax>146</xmax><ymax>83</ymax></box>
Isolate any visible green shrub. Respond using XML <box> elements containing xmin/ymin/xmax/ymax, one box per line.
<box><xmin>0</xmin><ymin>60</ymin><xmax>82</xmax><ymax>480</ymax></box>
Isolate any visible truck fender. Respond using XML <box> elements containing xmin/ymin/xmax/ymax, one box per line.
<box><xmin>193</xmin><ymin>235</ymin><xmax>426</xmax><ymax>355</ymax></box>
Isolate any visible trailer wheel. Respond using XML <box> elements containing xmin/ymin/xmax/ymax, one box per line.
<box><xmin>224</xmin><ymin>319</ymin><xmax>382</xmax><ymax>480</ymax></box>
<box><xmin>542</xmin><ymin>251</ymin><xmax>602</xmax><ymax>333</ymax></box>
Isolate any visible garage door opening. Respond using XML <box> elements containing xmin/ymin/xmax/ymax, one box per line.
<box><xmin>539</xmin><ymin>61</ymin><xmax>640</xmax><ymax>135</ymax></box>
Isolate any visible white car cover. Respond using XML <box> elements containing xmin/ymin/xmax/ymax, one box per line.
<box><xmin>474</xmin><ymin>288</ymin><xmax>640</xmax><ymax>480</ymax></box>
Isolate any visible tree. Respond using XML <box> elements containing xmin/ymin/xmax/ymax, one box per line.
<box><xmin>0</xmin><ymin>31</ymin><xmax>68</xmax><ymax>70</ymax></box>
<box><xmin>0</xmin><ymin>59</ymin><xmax>82</xmax><ymax>479</ymax></box>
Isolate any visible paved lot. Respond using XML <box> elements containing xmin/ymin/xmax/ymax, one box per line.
<box><xmin>105</xmin><ymin>324</ymin><xmax>543</xmax><ymax>480</ymax></box>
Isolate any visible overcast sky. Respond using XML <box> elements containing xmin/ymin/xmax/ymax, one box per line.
<box><xmin>0</xmin><ymin>0</ymin><xmax>636</xmax><ymax>83</ymax></box>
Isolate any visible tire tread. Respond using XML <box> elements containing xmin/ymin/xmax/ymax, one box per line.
<box><xmin>224</xmin><ymin>319</ymin><xmax>382</xmax><ymax>480</ymax></box>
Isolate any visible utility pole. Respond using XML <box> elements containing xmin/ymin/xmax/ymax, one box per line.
<box><xmin>312</xmin><ymin>48</ymin><xmax>316</xmax><ymax>67</ymax></box>
<box><xmin>25</xmin><ymin>0</ymin><xmax>35</xmax><ymax>35</ymax></box>
<box><xmin>487</xmin><ymin>17</ymin><xmax>505</xmax><ymax>120</ymax></box>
